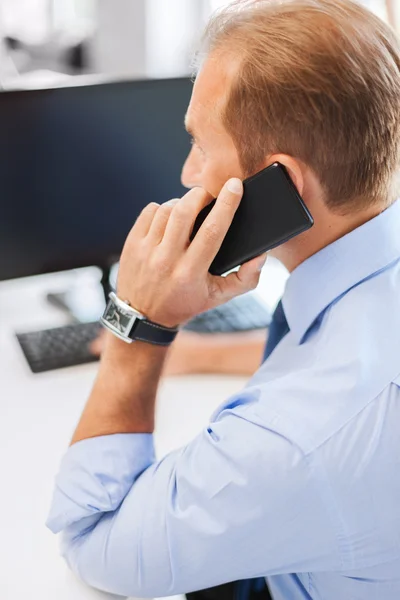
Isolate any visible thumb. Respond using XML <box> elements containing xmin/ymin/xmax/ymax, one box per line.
<box><xmin>217</xmin><ymin>253</ymin><xmax>268</xmax><ymax>301</ymax></box>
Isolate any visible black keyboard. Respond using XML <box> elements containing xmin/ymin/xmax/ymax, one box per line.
<box><xmin>183</xmin><ymin>293</ymin><xmax>271</xmax><ymax>333</ymax></box>
<box><xmin>17</xmin><ymin>321</ymin><xmax>102</xmax><ymax>373</ymax></box>
<box><xmin>16</xmin><ymin>294</ymin><xmax>271</xmax><ymax>373</ymax></box>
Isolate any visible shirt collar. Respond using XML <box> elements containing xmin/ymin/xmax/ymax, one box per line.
<box><xmin>282</xmin><ymin>199</ymin><xmax>400</xmax><ymax>344</ymax></box>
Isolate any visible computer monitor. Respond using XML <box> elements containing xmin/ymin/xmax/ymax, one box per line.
<box><xmin>0</xmin><ymin>77</ymin><xmax>192</xmax><ymax>284</ymax></box>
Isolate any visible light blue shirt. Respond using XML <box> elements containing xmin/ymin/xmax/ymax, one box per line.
<box><xmin>47</xmin><ymin>200</ymin><xmax>400</xmax><ymax>600</ymax></box>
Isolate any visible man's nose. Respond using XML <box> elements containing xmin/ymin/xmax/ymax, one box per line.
<box><xmin>181</xmin><ymin>148</ymin><xmax>202</xmax><ymax>189</ymax></box>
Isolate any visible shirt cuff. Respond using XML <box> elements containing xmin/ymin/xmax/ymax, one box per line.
<box><xmin>46</xmin><ymin>433</ymin><xmax>155</xmax><ymax>534</ymax></box>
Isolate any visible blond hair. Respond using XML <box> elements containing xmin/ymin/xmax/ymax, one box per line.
<box><xmin>198</xmin><ymin>0</ymin><xmax>400</xmax><ymax>212</ymax></box>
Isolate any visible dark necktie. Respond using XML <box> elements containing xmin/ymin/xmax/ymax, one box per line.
<box><xmin>262</xmin><ymin>300</ymin><xmax>290</xmax><ymax>362</ymax></box>
<box><xmin>187</xmin><ymin>303</ymin><xmax>289</xmax><ymax>600</ymax></box>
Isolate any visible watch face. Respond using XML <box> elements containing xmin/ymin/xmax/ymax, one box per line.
<box><xmin>104</xmin><ymin>304</ymin><xmax>133</xmax><ymax>334</ymax></box>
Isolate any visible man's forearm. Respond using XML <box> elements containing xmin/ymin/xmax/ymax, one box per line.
<box><xmin>191</xmin><ymin>330</ymin><xmax>267</xmax><ymax>376</ymax></box>
<box><xmin>71</xmin><ymin>332</ymin><xmax>169</xmax><ymax>445</ymax></box>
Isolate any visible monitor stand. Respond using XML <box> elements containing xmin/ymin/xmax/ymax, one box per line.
<box><xmin>46</xmin><ymin>264</ymin><xmax>114</xmax><ymax>323</ymax></box>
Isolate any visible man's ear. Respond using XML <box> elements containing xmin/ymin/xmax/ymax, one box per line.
<box><xmin>265</xmin><ymin>154</ymin><xmax>305</xmax><ymax>196</ymax></box>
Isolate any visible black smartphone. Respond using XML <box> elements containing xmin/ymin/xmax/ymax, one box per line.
<box><xmin>190</xmin><ymin>162</ymin><xmax>314</xmax><ymax>276</ymax></box>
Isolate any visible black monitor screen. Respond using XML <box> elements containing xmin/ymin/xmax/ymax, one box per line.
<box><xmin>0</xmin><ymin>77</ymin><xmax>193</xmax><ymax>281</ymax></box>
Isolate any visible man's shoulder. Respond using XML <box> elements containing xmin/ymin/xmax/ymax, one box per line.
<box><xmin>316</xmin><ymin>262</ymin><xmax>400</xmax><ymax>391</ymax></box>
<box><xmin>246</xmin><ymin>266</ymin><xmax>400</xmax><ymax>454</ymax></box>
<box><xmin>325</xmin><ymin>259</ymin><xmax>400</xmax><ymax>341</ymax></box>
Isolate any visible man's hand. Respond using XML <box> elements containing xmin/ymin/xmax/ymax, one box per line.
<box><xmin>71</xmin><ymin>179</ymin><xmax>267</xmax><ymax>445</ymax></box>
<box><xmin>116</xmin><ymin>179</ymin><xmax>267</xmax><ymax>329</ymax></box>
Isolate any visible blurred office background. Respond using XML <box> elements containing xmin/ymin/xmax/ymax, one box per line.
<box><xmin>0</xmin><ymin>0</ymin><xmax>399</xmax><ymax>88</ymax></box>
<box><xmin>0</xmin><ymin>0</ymin><xmax>398</xmax><ymax>373</ymax></box>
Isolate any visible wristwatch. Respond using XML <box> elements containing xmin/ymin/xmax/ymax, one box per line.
<box><xmin>101</xmin><ymin>291</ymin><xmax>179</xmax><ymax>346</ymax></box>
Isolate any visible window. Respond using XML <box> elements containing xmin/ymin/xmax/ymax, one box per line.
<box><xmin>0</xmin><ymin>0</ymin><xmax>95</xmax><ymax>42</ymax></box>
<box><xmin>208</xmin><ymin>0</ymin><xmax>398</xmax><ymax>29</ymax></box>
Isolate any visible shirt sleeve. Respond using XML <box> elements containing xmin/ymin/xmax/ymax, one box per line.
<box><xmin>46</xmin><ymin>396</ymin><xmax>340</xmax><ymax>598</ymax></box>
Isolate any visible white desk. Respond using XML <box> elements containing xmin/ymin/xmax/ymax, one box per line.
<box><xmin>0</xmin><ymin>262</ymin><xmax>287</xmax><ymax>600</ymax></box>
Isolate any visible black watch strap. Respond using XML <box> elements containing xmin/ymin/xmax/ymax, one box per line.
<box><xmin>128</xmin><ymin>318</ymin><xmax>179</xmax><ymax>346</ymax></box>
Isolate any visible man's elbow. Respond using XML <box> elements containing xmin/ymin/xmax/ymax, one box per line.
<box><xmin>60</xmin><ymin>525</ymin><xmax>176</xmax><ymax>599</ymax></box>
<box><xmin>61</xmin><ymin>533</ymin><xmax>135</xmax><ymax>597</ymax></box>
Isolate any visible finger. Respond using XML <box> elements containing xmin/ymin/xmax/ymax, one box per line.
<box><xmin>146</xmin><ymin>198</ymin><xmax>179</xmax><ymax>245</ymax></box>
<box><xmin>185</xmin><ymin>178</ymin><xmax>243</xmax><ymax>271</ymax></box>
<box><xmin>131</xmin><ymin>202</ymin><xmax>160</xmax><ymax>238</ymax></box>
<box><xmin>212</xmin><ymin>253</ymin><xmax>268</xmax><ymax>303</ymax></box>
<box><xmin>162</xmin><ymin>187</ymin><xmax>212</xmax><ymax>254</ymax></box>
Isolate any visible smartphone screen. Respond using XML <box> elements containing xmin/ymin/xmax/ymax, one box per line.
<box><xmin>190</xmin><ymin>162</ymin><xmax>313</xmax><ymax>275</ymax></box>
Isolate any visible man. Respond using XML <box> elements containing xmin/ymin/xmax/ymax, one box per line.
<box><xmin>47</xmin><ymin>1</ymin><xmax>400</xmax><ymax>599</ymax></box>
<box><xmin>90</xmin><ymin>0</ymin><xmax>399</xmax><ymax>379</ymax></box>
